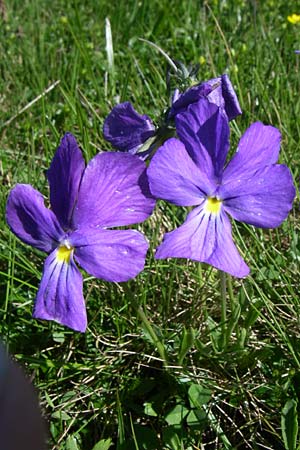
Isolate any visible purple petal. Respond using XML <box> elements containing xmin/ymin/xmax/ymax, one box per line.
<box><xmin>169</xmin><ymin>82</ymin><xmax>212</xmax><ymax>118</ymax></box>
<box><xmin>155</xmin><ymin>205</ymin><xmax>217</xmax><ymax>261</ymax></box>
<box><xmin>222</xmin><ymin>122</ymin><xmax>281</xmax><ymax>183</ymax></box>
<box><xmin>156</xmin><ymin>205</ymin><xmax>249</xmax><ymax>278</ymax></box>
<box><xmin>205</xmin><ymin>212</ymin><xmax>249</xmax><ymax>278</ymax></box>
<box><xmin>208</xmin><ymin>74</ymin><xmax>242</xmax><ymax>121</ymax></box>
<box><xmin>33</xmin><ymin>249</ymin><xmax>87</xmax><ymax>332</ymax></box>
<box><xmin>147</xmin><ymin>138</ymin><xmax>216</xmax><ymax>205</ymax></box>
<box><xmin>73</xmin><ymin>152</ymin><xmax>155</xmax><ymax>229</ymax></box>
<box><xmin>103</xmin><ymin>102</ymin><xmax>156</xmax><ymax>153</ymax></box>
<box><xmin>221</xmin><ymin>164</ymin><xmax>295</xmax><ymax>228</ymax></box>
<box><xmin>47</xmin><ymin>133</ymin><xmax>85</xmax><ymax>230</ymax></box>
<box><xmin>176</xmin><ymin>98</ymin><xmax>230</xmax><ymax>179</ymax></box>
<box><xmin>6</xmin><ymin>184</ymin><xmax>63</xmax><ymax>252</ymax></box>
<box><xmin>169</xmin><ymin>74</ymin><xmax>241</xmax><ymax>121</ymax></box>
<box><xmin>71</xmin><ymin>228</ymin><xmax>148</xmax><ymax>282</ymax></box>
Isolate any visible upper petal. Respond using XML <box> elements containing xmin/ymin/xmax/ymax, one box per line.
<box><xmin>221</xmin><ymin>164</ymin><xmax>296</xmax><ymax>228</ymax></box>
<box><xmin>6</xmin><ymin>184</ymin><xmax>63</xmax><ymax>252</ymax></box>
<box><xmin>33</xmin><ymin>249</ymin><xmax>87</xmax><ymax>332</ymax></box>
<box><xmin>175</xmin><ymin>98</ymin><xmax>230</xmax><ymax>179</ymax></box>
<box><xmin>169</xmin><ymin>74</ymin><xmax>241</xmax><ymax>121</ymax></box>
<box><xmin>71</xmin><ymin>228</ymin><xmax>149</xmax><ymax>282</ymax></box>
<box><xmin>47</xmin><ymin>133</ymin><xmax>85</xmax><ymax>230</ymax></box>
<box><xmin>208</xmin><ymin>74</ymin><xmax>242</xmax><ymax>121</ymax></box>
<box><xmin>222</xmin><ymin>122</ymin><xmax>281</xmax><ymax>183</ymax></box>
<box><xmin>155</xmin><ymin>205</ymin><xmax>249</xmax><ymax>278</ymax></box>
<box><xmin>147</xmin><ymin>138</ymin><xmax>216</xmax><ymax>206</ymax></box>
<box><xmin>73</xmin><ymin>152</ymin><xmax>155</xmax><ymax>228</ymax></box>
<box><xmin>103</xmin><ymin>102</ymin><xmax>156</xmax><ymax>153</ymax></box>
<box><xmin>169</xmin><ymin>82</ymin><xmax>212</xmax><ymax>118</ymax></box>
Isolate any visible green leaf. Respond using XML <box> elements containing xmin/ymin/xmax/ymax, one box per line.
<box><xmin>162</xmin><ymin>427</ymin><xmax>182</xmax><ymax>450</ymax></box>
<box><xmin>186</xmin><ymin>409</ymin><xmax>207</xmax><ymax>428</ymax></box>
<box><xmin>105</xmin><ymin>17</ymin><xmax>114</xmax><ymax>74</ymax></box>
<box><xmin>133</xmin><ymin>425</ymin><xmax>160</xmax><ymax>450</ymax></box>
<box><xmin>226</xmin><ymin>303</ymin><xmax>241</xmax><ymax>340</ymax></box>
<box><xmin>66</xmin><ymin>435</ymin><xmax>80</xmax><ymax>450</ymax></box>
<box><xmin>144</xmin><ymin>402</ymin><xmax>158</xmax><ymax>417</ymax></box>
<box><xmin>178</xmin><ymin>327</ymin><xmax>195</xmax><ymax>365</ymax></box>
<box><xmin>44</xmin><ymin>391</ymin><xmax>54</xmax><ymax>408</ymax></box>
<box><xmin>116</xmin><ymin>391</ymin><xmax>125</xmax><ymax>447</ymax></box>
<box><xmin>244</xmin><ymin>299</ymin><xmax>264</xmax><ymax>329</ymax></box>
<box><xmin>206</xmin><ymin>316</ymin><xmax>221</xmax><ymax>351</ymax></box>
<box><xmin>188</xmin><ymin>384</ymin><xmax>211</xmax><ymax>409</ymax></box>
<box><xmin>281</xmin><ymin>399</ymin><xmax>298</xmax><ymax>450</ymax></box>
<box><xmin>52</xmin><ymin>331</ymin><xmax>65</xmax><ymax>343</ymax></box>
<box><xmin>164</xmin><ymin>404</ymin><xmax>189</xmax><ymax>425</ymax></box>
<box><xmin>52</xmin><ymin>410</ymin><xmax>71</xmax><ymax>421</ymax></box>
<box><xmin>91</xmin><ymin>438</ymin><xmax>113</xmax><ymax>450</ymax></box>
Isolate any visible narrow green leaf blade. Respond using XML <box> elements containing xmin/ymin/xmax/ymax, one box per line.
<box><xmin>281</xmin><ymin>399</ymin><xmax>298</xmax><ymax>450</ymax></box>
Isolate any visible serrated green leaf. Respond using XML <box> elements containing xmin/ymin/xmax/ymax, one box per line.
<box><xmin>281</xmin><ymin>399</ymin><xmax>298</xmax><ymax>450</ymax></box>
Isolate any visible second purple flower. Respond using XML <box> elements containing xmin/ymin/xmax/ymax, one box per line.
<box><xmin>147</xmin><ymin>99</ymin><xmax>295</xmax><ymax>277</ymax></box>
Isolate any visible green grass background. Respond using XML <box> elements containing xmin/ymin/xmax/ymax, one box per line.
<box><xmin>1</xmin><ymin>0</ymin><xmax>300</xmax><ymax>448</ymax></box>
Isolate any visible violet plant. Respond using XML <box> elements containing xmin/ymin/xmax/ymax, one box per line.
<box><xmin>147</xmin><ymin>98</ymin><xmax>295</xmax><ymax>349</ymax></box>
<box><xmin>5</xmin><ymin>55</ymin><xmax>296</xmax><ymax>358</ymax></box>
<box><xmin>6</xmin><ymin>134</ymin><xmax>155</xmax><ymax>332</ymax></box>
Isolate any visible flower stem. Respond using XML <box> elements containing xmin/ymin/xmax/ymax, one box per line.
<box><xmin>220</xmin><ymin>270</ymin><xmax>227</xmax><ymax>350</ymax></box>
<box><xmin>227</xmin><ymin>274</ymin><xmax>235</xmax><ymax>311</ymax></box>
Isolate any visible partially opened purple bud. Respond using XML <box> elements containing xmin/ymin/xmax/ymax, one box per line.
<box><xmin>6</xmin><ymin>134</ymin><xmax>155</xmax><ymax>332</ymax></box>
<box><xmin>169</xmin><ymin>74</ymin><xmax>242</xmax><ymax>121</ymax></box>
<box><xmin>103</xmin><ymin>101</ymin><xmax>156</xmax><ymax>154</ymax></box>
<box><xmin>103</xmin><ymin>74</ymin><xmax>241</xmax><ymax>161</ymax></box>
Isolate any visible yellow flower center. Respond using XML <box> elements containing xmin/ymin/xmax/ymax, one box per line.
<box><xmin>56</xmin><ymin>244</ymin><xmax>73</xmax><ymax>264</ymax></box>
<box><xmin>205</xmin><ymin>197</ymin><xmax>222</xmax><ymax>214</ymax></box>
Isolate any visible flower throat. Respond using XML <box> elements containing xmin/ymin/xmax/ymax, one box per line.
<box><xmin>205</xmin><ymin>197</ymin><xmax>222</xmax><ymax>214</ymax></box>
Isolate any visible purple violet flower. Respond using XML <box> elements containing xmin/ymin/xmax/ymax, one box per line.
<box><xmin>103</xmin><ymin>101</ymin><xmax>156</xmax><ymax>156</ymax></box>
<box><xmin>6</xmin><ymin>133</ymin><xmax>155</xmax><ymax>332</ymax></box>
<box><xmin>169</xmin><ymin>74</ymin><xmax>242</xmax><ymax>120</ymax></box>
<box><xmin>147</xmin><ymin>99</ymin><xmax>295</xmax><ymax>278</ymax></box>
